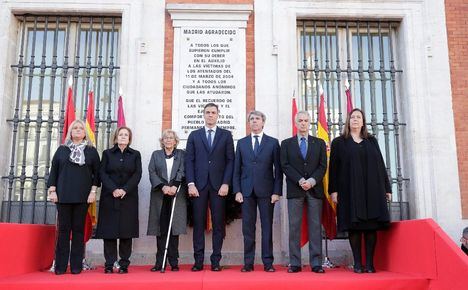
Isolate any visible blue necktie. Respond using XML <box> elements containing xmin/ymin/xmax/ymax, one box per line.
<box><xmin>207</xmin><ymin>129</ymin><xmax>213</xmax><ymax>148</ymax></box>
<box><xmin>253</xmin><ymin>135</ymin><xmax>260</xmax><ymax>156</ymax></box>
<box><xmin>300</xmin><ymin>137</ymin><xmax>307</xmax><ymax>159</ymax></box>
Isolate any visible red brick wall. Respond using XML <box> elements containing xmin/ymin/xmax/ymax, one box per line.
<box><xmin>163</xmin><ymin>0</ymin><xmax>255</xmax><ymax>131</ymax></box>
<box><xmin>445</xmin><ymin>0</ymin><xmax>468</xmax><ymax>218</ymax></box>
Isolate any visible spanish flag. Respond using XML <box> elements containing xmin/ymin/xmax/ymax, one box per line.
<box><xmin>317</xmin><ymin>89</ymin><xmax>337</xmax><ymax>240</ymax></box>
<box><xmin>85</xmin><ymin>90</ymin><xmax>97</xmax><ymax>241</ymax></box>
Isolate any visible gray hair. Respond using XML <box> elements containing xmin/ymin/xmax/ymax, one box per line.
<box><xmin>248</xmin><ymin>110</ymin><xmax>266</xmax><ymax>122</ymax></box>
<box><xmin>159</xmin><ymin>129</ymin><xmax>180</xmax><ymax>149</ymax></box>
<box><xmin>295</xmin><ymin>110</ymin><xmax>311</xmax><ymax>123</ymax></box>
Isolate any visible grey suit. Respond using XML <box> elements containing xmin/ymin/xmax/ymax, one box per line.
<box><xmin>280</xmin><ymin>135</ymin><xmax>327</xmax><ymax>268</ymax></box>
<box><xmin>147</xmin><ymin>149</ymin><xmax>187</xmax><ymax>236</ymax></box>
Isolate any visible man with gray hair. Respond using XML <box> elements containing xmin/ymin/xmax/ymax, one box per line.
<box><xmin>281</xmin><ymin>110</ymin><xmax>327</xmax><ymax>273</ymax></box>
<box><xmin>233</xmin><ymin>110</ymin><xmax>282</xmax><ymax>272</ymax></box>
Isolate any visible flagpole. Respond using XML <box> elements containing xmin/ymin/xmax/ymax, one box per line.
<box><xmin>317</xmin><ymin>85</ymin><xmax>337</xmax><ymax>269</ymax></box>
<box><xmin>322</xmin><ymin>235</ymin><xmax>337</xmax><ymax>268</ymax></box>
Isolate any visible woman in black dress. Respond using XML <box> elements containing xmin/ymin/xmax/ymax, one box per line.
<box><xmin>147</xmin><ymin>129</ymin><xmax>187</xmax><ymax>272</ymax></box>
<box><xmin>96</xmin><ymin>126</ymin><xmax>142</xmax><ymax>274</ymax></box>
<box><xmin>47</xmin><ymin>119</ymin><xmax>100</xmax><ymax>275</ymax></box>
<box><xmin>329</xmin><ymin>108</ymin><xmax>392</xmax><ymax>273</ymax></box>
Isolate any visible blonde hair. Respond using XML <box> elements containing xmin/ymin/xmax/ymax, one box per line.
<box><xmin>159</xmin><ymin>129</ymin><xmax>180</xmax><ymax>149</ymax></box>
<box><xmin>64</xmin><ymin>119</ymin><xmax>91</xmax><ymax>146</ymax></box>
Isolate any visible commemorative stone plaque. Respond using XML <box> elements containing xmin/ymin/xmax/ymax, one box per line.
<box><xmin>168</xmin><ymin>5</ymin><xmax>252</xmax><ymax>139</ymax></box>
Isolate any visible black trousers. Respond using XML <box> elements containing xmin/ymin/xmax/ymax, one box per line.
<box><xmin>192</xmin><ymin>184</ymin><xmax>225</xmax><ymax>266</ymax></box>
<box><xmin>242</xmin><ymin>192</ymin><xmax>274</xmax><ymax>267</ymax></box>
<box><xmin>103</xmin><ymin>238</ymin><xmax>132</xmax><ymax>268</ymax></box>
<box><xmin>55</xmin><ymin>203</ymin><xmax>88</xmax><ymax>272</ymax></box>
<box><xmin>156</xmin><ymin>195</ymin><xmax>179</xmax><ymax>267</ymax></box>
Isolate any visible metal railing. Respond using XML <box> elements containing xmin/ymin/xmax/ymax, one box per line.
<box><xmin>297</xmin><ymin>20</ymin><xmax>409</xmax><ymax>221</ymax></box>
<box><xmin>2</xmin><ymin>15</ymin><xmax>121</xmax><ymax>224</ymax></box>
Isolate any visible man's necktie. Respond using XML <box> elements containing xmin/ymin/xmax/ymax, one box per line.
<box><xmin>253</xmin><ymin>135</ymin><xmax>260</xmax><ymax>156</ymax></box>
<box><xmin>207</xmin><ymin>129</ymin><xmax>213</xmax><ymax>148</ymax></box>
<box><xmin>300</xmin><ymin>137</ymin><xmax>307</xmax><ymax>159</ymax></box>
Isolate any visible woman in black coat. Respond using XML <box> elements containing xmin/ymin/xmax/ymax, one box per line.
<box><xmin>329</xmin><ymin>108</ymin><xmax>391</xmax><ymax>274</ymax></box>
<box><xmin>147</xmin><ymin>129</ymin><xmax>187</xmax><ymax>272</ymax></box>
<box><xmin>96</xmin><ymin>126</ymin><xmax>142</xmax><ymax>274</ymax></box>
<box><xmin>47</xmin><ymin>119</ymin><xmax>100</xmax><ymax>275</ymax></box>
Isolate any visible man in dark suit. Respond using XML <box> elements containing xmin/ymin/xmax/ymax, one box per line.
<box><xmin>233</xmin><ymin>110</ymin><xmax>282</xmax><ymax>272</ymax></box>
<box><xmin>280</xmin><ymin>110</ymin><xmax>327</xmax><ymax>273</ymax></box>
<box><xmin>185</xmin><ymin>103</ymin><xmax>235</xmax><ymax>271</ymax></box>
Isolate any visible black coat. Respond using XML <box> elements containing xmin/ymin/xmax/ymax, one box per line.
<box><xmin>280</xmin><ymin>135</ymin><xmax>327</xmax><ymax>199</ymax></box>
<box><xmin>47</xmin><ymin>145</ymin><xmax>100</xmax><ymax>203</ymax></box>
<box><xmin>96</xmin><ymin>145</ymin><xmax>142</xmax><ymax>239</ymax></box>
<box><xmin>329</xmin><ymin>136</ymin><xmax>391</xmax><ymax>232</ymax></box>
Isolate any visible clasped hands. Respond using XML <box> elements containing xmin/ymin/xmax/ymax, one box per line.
<box><xmin>162</xmin><ymin>185</ymin><xmax>178</xmax><ymax>196</ymax></box>
<box><xmin>299</xmin><ymin>178</ymin><xmax>314</xmax><ymax>191</ymax></box>
<box><xmin>112</xmin><ymin>189</ymin><xmax>127</xmax><ymax>199</ymax></box>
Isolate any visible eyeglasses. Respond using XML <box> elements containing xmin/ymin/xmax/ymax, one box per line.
<box><xmin>163</xmin><ymin>136</ymin><xmax>175</xmax><ymax>140</ymax></box>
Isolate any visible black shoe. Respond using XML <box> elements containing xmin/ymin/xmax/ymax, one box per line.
<box><xmin>264</xmin><ymin>265</ymin><xmax>276</xmax><ymax>272</ymax></box>
<box><xmin>171</xmin><ymin>265</ymin><xmax>179</xmax><ymax>272</ymax></box>
<box><xmin>241</xmin><ymin>265</ymin><xmax>254</xmax><ymax>272</ymax></box>
<box><xmin>54</xmin><ymin>270</ymin><xmax>66</xmax><ymax>275</ymax></box>
<box><xmin>211</xmin><ymin>264</ymin><xmax>222</xmax><ymax>271</ymax></box>
<box><xmin>118</xmin><ymin>267</ymin><xmax>128</xmax><ymax>274</ymax></box>
<box><xmin>365</xmin><ymin>266</ymin><xmax>376</xmax><ymax>273</ymax></box>
<box><xmin>151</xmin><ymin>265</ymin><xmax>162</xmax><ymax>272</ymax></box>
<box><xmin>71</xmin><ymin>269</ymin><xmax>82</xmax><ymax>275</ymax></box>
<box><xmin>353</xmin><ymin>265</ymin><xmax>364</xmax><ymax>273</ymax></box>
<box><xmin>191</xmin><ymin>264</ymin><xmax>203</xmax><ymax>272</ymax></box>
<box><xmin>287</xmin><ymin>266</ymin><xmax>302</xmax><ymax>273</ymax></box>
<box><xmin>104</xmin><ymin>267</ymin><xmax>113</xmax><ymax>274</ymax></box>
<box><xmin>311</xmin><ymin>266</ymin><xmax>325</xmax><ymax>273</ymax></box>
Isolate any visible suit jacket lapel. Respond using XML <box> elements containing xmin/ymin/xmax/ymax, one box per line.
<box><xmin>257</xmin><ymin>134</ymin><xmax>267</xmax><ymax>156</ymax></box>
<box><xmin>169</xmin><ymin>150</ymin><xmax>180</xmax><ymax>181</ymax></box>
<box><xmin>306</xmin><ymin>135</ymin><xmax>315</xmax><ymax>161</ymax></box>
<box><xmin>200</xmin><ymin>128</ymin><xmax>210</xmax><ymax>152</ymax></box>
<box><xmin>210</xmin><ymin>128</ymin><xmax>221</xmax><ymax>152</ymax></box>
<box><xmin>246</xmin><ymin>135</ymin><xmax>255</xmax><ymax>157</ymax></box>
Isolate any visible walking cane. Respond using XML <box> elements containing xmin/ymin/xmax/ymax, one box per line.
<box><xmin>161</xmin><ymin>184</ymin><xmax>181</xmax><ymax>273</ymax></box>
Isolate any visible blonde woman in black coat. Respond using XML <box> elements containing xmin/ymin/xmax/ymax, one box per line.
<box><xmin>329</xmin><ymin>108</ymin><xmax>391</xmax><ymax>274</ymax></box>
<box><xmin>96</xmin><ymin>127</ymin><xmax>142</xmax><ymax>274</ymax></box>
<box><xmin>47</xmin><ymin>119</ymin><xmax>100</xmax><ymax>275</ymax></box>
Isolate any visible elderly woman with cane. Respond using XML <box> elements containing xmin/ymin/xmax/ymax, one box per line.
<box><xmin>47</xmin><ymin>119</ymin><xmax>100</xmax><ymax>275</ymax></box>
<box><xmin>147</xmin><ymin>129</ymin><xmax>188</xmax><ymax>272</ymax></box>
